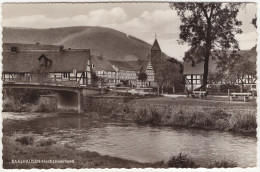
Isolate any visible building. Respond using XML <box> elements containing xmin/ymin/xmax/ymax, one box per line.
<box><xmin>150</xmin><ymin>38</ymin><xmax>162</xmax><ymax>75</ymax></box>
<box><xmin>183</xmin><ymin>49</ymin><xmax>257</xmax><ymax>92</ymax></box>
<box><xmin>109</xmin><ymin>60</ymin><xmax>156</xmax><ymax>87</ymax></box>
<box><xmin>2</xmin><ymin>43</ymin><xmax>93</xmax><ymax>86</ymax></box>
<box><xmin>91</xmin><ymin>55</ymin><xmax>117</xmax><ymax>87</ymax></box>
<box><xmin>90</xmin><ymin>38</ymin><xmax>159</xmax><ymax>88</ymax></box>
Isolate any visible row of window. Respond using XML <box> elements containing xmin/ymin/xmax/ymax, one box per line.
<box><xmin>146</xmin><ymin>70</ymin><xmax>154</xmax><ymax>75</ymax></box>
<box><xmin>97</xmin><ymin>71</ymin><xmax>116</xmax><ymax>75</ymax></box>
<box><xmin>186</xmin><ymin>75</ymin><xmax>256</xmax><ymax>84</ymax></box>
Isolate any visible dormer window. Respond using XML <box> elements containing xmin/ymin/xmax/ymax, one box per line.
<box><xmin>38</xmin><ymin>54</ymin><xmax>52</xmax><ymax>69</ymax></box>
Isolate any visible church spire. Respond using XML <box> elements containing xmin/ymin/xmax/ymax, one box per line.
<box><xmin>151</xmin><ymin>36</ymin><xmax>161</xmax><ymax>51</ymax></box>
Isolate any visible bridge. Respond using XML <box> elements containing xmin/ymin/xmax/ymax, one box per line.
<box><xmin>3</xmin><ymin>81</ymin><xmax>101</xmax><ymax>114</ymax></box>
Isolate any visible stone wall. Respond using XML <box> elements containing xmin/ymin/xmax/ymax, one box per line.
<box><xmin>82</xmin><ymin>96</ymin><xmax>136</xmax><ymax>116</ymax></box>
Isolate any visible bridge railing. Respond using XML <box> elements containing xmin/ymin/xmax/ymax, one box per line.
<box><xmin>3</xmin><ymin>75</ymin><xmax>80</xmax><ymax>86</ymax></box>
<box><xmin>3</xmin><ymin>74</ymin><xmax>98</xmax><ymax>88</ymax></box>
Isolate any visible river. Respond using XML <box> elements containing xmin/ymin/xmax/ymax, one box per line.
<box><xmin>3</xmin><ymin>113</ymin><xmax>257</xmax><ymax>167</ymax></box>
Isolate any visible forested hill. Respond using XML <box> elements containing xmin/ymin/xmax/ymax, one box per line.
<box><xmin>3</xmin><ymin>26</ymin><xmax>154</xmax><ymax>61</ymax></box>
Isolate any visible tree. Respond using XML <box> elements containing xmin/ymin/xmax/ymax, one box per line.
<box><xmin>170</xmin><ymin>2</ymin><xmax>244</xmax><ymax>90</ymax></box>
<box><xmin>138</xmin><ymin>72</ymin><xmax>148</xmax><ymax>87</ymax></box>
<box><xmin>208</xmin><ymin>51</ymin><xmax>256</xmax><ymax>90</ymax></box>
<box><xmin>151</xmin><ymin>53</ymin><xmax>183</xmax><ymax>94</ymax></box>
<box><xmin>31</xmin><ymin>65</ymin><xmax>49</xmax><ymax>83</ymax></box>
<box><xmin>161</xmin><ymin>60</ymin><xmax>183</xmax><ymax>93</ymax></box>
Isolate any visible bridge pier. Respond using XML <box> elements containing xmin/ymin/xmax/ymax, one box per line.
<box><xmin>77</xmin><ymin>91</ymin><xmax>82</xmax><ymax>114</ymax></box>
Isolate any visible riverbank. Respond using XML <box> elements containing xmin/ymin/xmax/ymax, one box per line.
<box><xmin>86</xmin><ymin>96</ymin><xmax>257</xmax><ymax>134</ymax></box>
<box><xmin>2</xmin><ymin>135</ymin><xmax>163</xmax><ymax>169</ymax></box>
<box><xmin>131</xmin><ymin>104</ymin><xmax>256</xmax><ymax>133</ymax></box>
<box><xmin>3</xmin><ymin>96</ymin><xmax>257</xmax><ymax>134</ymax></box>
<box><xmin>3</xmin><ymin>134</ymin><xmax>238</xmax><ymax>169</ymax></box>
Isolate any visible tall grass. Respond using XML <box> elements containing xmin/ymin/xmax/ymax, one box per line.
<box><xmin>208</xmin><ymin>160</ymin><xmax>238</xmax><ymax>168</ymax></box>
<box><xmin>167</xmin><ymin>153</ymin><xmax>238</xmax><ymax>168</ymax></box>
<box><xmin>229</xmin><ymin>111</ymin><xmax>257</xmax><ymax>132</ymax></box>
<box><xmin>167</xmin><ymin>153</ymin><xmax>198</xmax><ymax>168</ymax></box>
<box><xmin>15</xmin><ymin>135</ymin><xmax>34</xmax><ymax>145</ymax></box>
<box><xmin>133</xmin><ymin>105</ymin><xmax>256</xmax><ymax>133</ymax></box>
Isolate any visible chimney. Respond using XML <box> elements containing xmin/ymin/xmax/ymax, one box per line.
<box><xmin>10</xmin><ymin>46</ymin><xmax>17</xmax><ymax>53</ymax></box>
<box><xmin>99</xmin><ymin>54</ymin><xmax>104</xmax><ymax>60</ymax></box>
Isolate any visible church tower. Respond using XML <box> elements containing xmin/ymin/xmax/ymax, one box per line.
<box><xmin>151</xmin><ymin>36</ymin><xmax>162</xmax><ymax>62</ymax></box>
<box><xmin>150</xmin><ymin>36</ymin><xmax>162</xmax><ymax>73</ymax></box>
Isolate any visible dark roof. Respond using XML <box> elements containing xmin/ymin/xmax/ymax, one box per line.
<box><xmin>3</xmin><ymin>43</ymin><xmax>61</xmax><ymax>51</ymax></box>
<box><xmin>109</xmin><ymin>60</ymin><xmax>149</xmax><ymax>72</ymax></box>
<box><xmin>140</xmin><ymin>61</ymin><xmax>149</xmax><ymax>73</ymax></box>
<box><xmin>2</xmin><ymin>43</ymin><xmax>91</xmax><ymax>73</ymax></box>
<box><xmin>92</xmin><ymin>56</ymin><xmax>115</xmax><ymax>72</ymax></box>
<box><xmin>151</xmin><ymin>39</ymin><xmax>161</xmax><ymax>51</ymax></box>
<box><xmin>183</xmin><ymin>50</ymin><xmax>257</xmax><ymax>75</ymax></box>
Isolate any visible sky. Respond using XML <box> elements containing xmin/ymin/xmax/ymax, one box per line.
<box><xmin>1</xmin><ymin>2</ymin><xmax>257</xmax><ymax>61</ymax></box>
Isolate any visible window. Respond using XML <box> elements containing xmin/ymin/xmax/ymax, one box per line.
<box><xmin>186</xmin><ymin>75</ymin><xmax>201</xmax><ymax>84</ymax></box>
<box><xmin>4</xmin><ymin>73</ymin><xmax>14</xmax><ymax>81</ymax></box>
<box><xmin>63</xmin><ymin>73</ymin><xmax>69</xmax><ymax>78</ymax></box>
<box><xmin>194</xmin><ymin>75</ymin><xmax>201</xmax><ymax>84</ymax></box>
<box><xmin>246</xmin><ymin>75</ymin><xmax>253</xmax><ymax>84</ymax></box>
<box><xmin>11</xmin><ymin>47</ymin><xmax>17</xmax><ymax>53</ymax></box>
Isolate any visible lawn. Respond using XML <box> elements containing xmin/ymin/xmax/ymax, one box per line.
<box><xmin>135</xmin><ymin>96</ymin><xmax>256</xmax><ymax>109</ymax></box>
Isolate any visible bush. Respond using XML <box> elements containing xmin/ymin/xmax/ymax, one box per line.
<box><xmin>211</xmin><ymin>109</ymin><xmax>230</xmax><ymax>119</ymax></box>
<box><xmin>5</xmin><ymin>88</ymin><xmax>41</xmax><ymax>104</ymax></box>
<box><xmin>192</xmin><ymin>111</ymin><xmax>214</xmax><ymax>127</ymax></box>
<box><xmin>37</xmin><ymin>138</ymin><xmax>56</xmax><ymax>146</ymax></box>
<box><xmin>208</xmin><ymin>160</ymin><xmax>237</xmax><ymax>168</ymax></box>
<box><xmin>148</xmin><ymin>109</ymin><xmax>161</xmax><ymax>125</ymax></box>
<box><xmin>220</xmin><ymin>85</ymin><xmax>240</xmax><ymax>93</ymax></box>
<box><xmin>167</xmin><ymin>153</ymin><xmax>198</xmax><ymax>168</ymax></box>
<box><xmin>229</xmin><ymin>111</ymin><xmax>257</xmax><ymax>132</ymax></box>
<box><xmin>35</xmin><ymin>103</ymin><xmax>50</xmax><ymax>112</ymax></box>
<box><xmin>133</xmin><ymin>105</ymin><xmax>256</xmax><ymax>133</ymax></box>
<box><xmin>15</xmin><ymin>135</ymin><xmax>34</xmax><ymax>145</ymax></box>
<box><xmin>215</xmin><ymin>119</ymin><xmax>230</xmax><ymax>130</ymax></box>
<box><xmin>2</xmin><ymin>99</ymin><xmax>17</xmax><ymax>112</ymax></box>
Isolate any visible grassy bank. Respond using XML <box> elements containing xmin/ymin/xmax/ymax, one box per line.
<box><xmin>132</xmin><ymin>104</ymin><xmax>256</xmax><ymax>133</ymax></box>
<box><xmin>81</xmin><ymin>96</ymin><xmax>257</xmax><ymax>133</ymax></box>
<box><xmin>3</xmin><ymin>134</ymin><xmax>163</xmax><ymax>169</ymax></box>
<box><xmin>3</xmin><ymin>134</ymin><xmax>238</xmax><ymax>169</ymax></box>
<box><xmin>120</xmin><ymin>97</ymin><xmax>257</xmax><ymax>133</ymax></box>
<box><xmin>2</xmin><ymin>98</ymin><xmax>54</xmax><ymax>113</ymax></box>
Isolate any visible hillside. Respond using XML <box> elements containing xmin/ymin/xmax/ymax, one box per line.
<box><xmin>3</xmin><ymin>26</ymin><xmax>153</xmax><ymax>61</ymax></box>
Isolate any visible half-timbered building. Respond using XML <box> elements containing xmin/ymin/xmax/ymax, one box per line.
<box><xmin>91</xmin><ymin>55</ymin><xmax>117</xmax><ymax>87</ymax></box>
<box><xmin>109</xmin><ymin>60</ymin><xmax>156</xmax><ymax>87</ymax></box>
<box><xmin>183</xmin><ymin>49</ymin><xmax>257</xmax><ymax>91</ymax></box>
<box><xmin>2</xmin><ymin>43</ymin><xmax>93</xmax><ymax>86</ymax></box>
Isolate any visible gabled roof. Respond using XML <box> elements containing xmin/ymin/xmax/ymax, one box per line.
<box><xmin>151</xmin><ymin>39</ymin><xmax>161</xmax><ymax>51</ymax></box>
<box><xmin>2</xmin><ymin>43</ymin><xmax>91</xmax><ymax>73</ymax></box>
<box><xmin>140</xmin><ymin>61</ymin><xmax>149</xmax><ymax>73</ymax></box>
<box><xmin>92</xmin><ymin>56</ymin><xmax>115</xmax><ymax>72</ymax></box>
<box><xmin>183</xmin><ymin>50</ymin><xmax>257</xmax><ymax>75</ymax></box>
<box><xmin>109</xmin><ymin>60</ymin><xmax>149</xmax><ymax>72</ymax></box>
